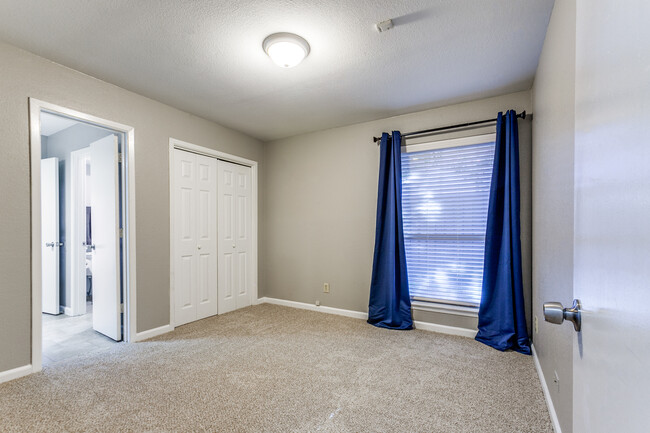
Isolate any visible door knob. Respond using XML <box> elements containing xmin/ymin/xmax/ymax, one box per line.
<box><xmin>543</xmin><ymin>299</ymin><xmax>582</xmax><ymax>332</ymax></box>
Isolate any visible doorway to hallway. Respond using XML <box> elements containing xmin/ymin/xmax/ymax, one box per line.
<box><xmin>31</xmin><ymin>99</ymin><xmax>137</xmax><ymax>372</ymax></box>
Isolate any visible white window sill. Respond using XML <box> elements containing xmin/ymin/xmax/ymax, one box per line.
<box><xmin>411</xmin><ymin>300</ymin><xmax>479</xmax><ymax>318</ymax></box>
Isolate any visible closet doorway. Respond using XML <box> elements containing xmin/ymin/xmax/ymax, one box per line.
<box><xmin>170</xmin><ymin>139</ymin><xmax>258</xmax><ymax>327</ymax></box>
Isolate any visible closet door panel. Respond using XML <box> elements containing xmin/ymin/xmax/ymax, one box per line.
<box><xmin>218</xmin><ymin>161</ymin><xmax>237</xmax><ymax>314</ymax></box>
<box><xmin>174</xmin><ymin>150</ymin><xmax>197</xmax><ymax>326</ymax></box>
<box><xmin>195</xmin><ymin>154</ymin><xmax>217</xmax><ymax>320</ymax></box>
<box><xmin>235</xmin><ymin>166</ymin><xmax>252</xmax><ymax>309</ymax></box>
<box><xmin>218</xmin><ymin>161</ymin><xmax>252</xmax><ymax>313</ymax></box>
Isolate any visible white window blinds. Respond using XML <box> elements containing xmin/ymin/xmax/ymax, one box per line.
<box><xmin>401</xmin><ymin>139</ymin><xmax>495</xmax><ymax>307</ymax></box>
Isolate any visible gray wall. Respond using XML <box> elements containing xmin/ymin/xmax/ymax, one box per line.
<box><xmin>262</xmin><ymin>91</ymin><xmax>533</xmax><ymax>331</ymax></box>
<box><xmin>42</xmin><ymin>123</ymin><xmax>114</xmax><ymax>308</ymax></box>
<box><xmin>531</xmin><ymin>0</ymin><xmax>576</xmax><ymax>431</ymax></box>
<box><xmin>0</xmin><ymin>41</ymin><xmax>264</xmax><ymax>373</ymax></box>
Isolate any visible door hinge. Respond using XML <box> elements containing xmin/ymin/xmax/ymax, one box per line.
<box><xmin>120</xmin><ymin>303</ymin><xmax>124</xmax><ymax>314</ymax></box>
<box><xmin>117</xmin><ymin>153</ymin><xmax>123</xmax><ymax>164</ymax></box>
<box><xmin>119</xmin><ymin>228</ymin><xmax>124</xmax><ymax>238</ymax></box>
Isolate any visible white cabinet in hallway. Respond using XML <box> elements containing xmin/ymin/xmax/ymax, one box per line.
<box><xmin>173</xmin><ymin>149</ymin><xmax>218</xmax><ymax>326</ymax></box>
<box><xmin>217</xmin><ymin>160</ymin><xmax>253</xmax><ymax>314</ymax></box>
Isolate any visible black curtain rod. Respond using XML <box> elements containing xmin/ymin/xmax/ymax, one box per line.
<box><xmin>373</xmin><ymin>110</ymin><xmax>527</xmax><ymax>143</ymax></box>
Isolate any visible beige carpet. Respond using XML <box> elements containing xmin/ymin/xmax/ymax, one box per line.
<box><xmin>0</xmin><ymin>304</ymin><xmax>552</xmax><ymax>432</ymax></box>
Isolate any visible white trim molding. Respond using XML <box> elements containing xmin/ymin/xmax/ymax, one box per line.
<box><xmin>532</xmin><ymin>344</ymin><xmax>562</xmax><ymax>433</ymax></box>
<box><xmin>257</xmin><ymin>297</ymin><xmax>478</xmax><ymax>338</ymax></box>
<box><xmin>29</xmin><ymin>98</ymin><xmax>138</xmax><ymax>375</ymax></box>
<box><xmin>0</xmin><ymin>365</ymin><xmax>33</xmax><ymax>384</ymax></box>
<box><xmin>134</xmin><ymin>324</ymin><xmax>174</xmax><ymax>342</ymax></box>
<box><xmin>258</xmin><ymin>297</ymin><xmax>368</xmax><ymax>320</ymax></box>
<box><xmin>168</xmin><ymin>138</ymin><xmax>259</xmax><ymax>328</ymax></box>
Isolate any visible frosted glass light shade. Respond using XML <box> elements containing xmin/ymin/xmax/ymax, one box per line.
<box><xmin>263</xmin><ymin>33</ymin><xmax>310</xmax><ymax>68</ymax></box>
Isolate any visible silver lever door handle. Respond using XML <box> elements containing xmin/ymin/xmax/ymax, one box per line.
<box><xmin>45</xmin><ymin>242</ymin><xmax>55</xmax><ymax>248</ymax></box>
<box><xmin>82</xmin><ymin>242</ymin><xmax>96</xmax><ymax>251</ymax></box>
<box><xmin>543</xmin><ymin>299</ymin><xmax>582</xmax><ymax>332</ymax></box>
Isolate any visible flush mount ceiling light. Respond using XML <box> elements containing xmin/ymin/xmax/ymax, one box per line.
<box><xmin>263</xmin><ymin>32</ymin><xmax>310</xmax><ymax>68</ymax></box>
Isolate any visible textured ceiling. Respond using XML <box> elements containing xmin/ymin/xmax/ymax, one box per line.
<box><xmin>0</xmin><ymin>0</ymin><xmax>553</xmax><ymax>141</ymax></box>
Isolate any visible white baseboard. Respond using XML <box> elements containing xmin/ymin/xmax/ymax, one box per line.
<box><xmin>257</xmin><ymin>297</ymin><xmax>367</xmax><ymax>320</ymax></box>
<box><xmin>63</xmin><ymin>306</ymin><xmax>73</xmax><ymax>316</ymax></box>
<box><xmin>134</xmin><ymin>324</ymin><xmax>174</xmax><ymax>342</ymax></box>
<box><xmin>257</xmin><ymin>297</ymin><xmax>476</xmax><ymax>338</ymax></box>
<box><xmin>532</xmin><ymin>344</ymin><xmax>562</xmax><ymax>433</ymax></box>
<box><xmin>0</xmin><ymin>364</ymin><xmax>33</xmax><ymax>384</ymax></box>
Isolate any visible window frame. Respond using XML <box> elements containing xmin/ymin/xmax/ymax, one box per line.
<box><xmin>402</xmin><ymin>132</ymin><xmax>496</xmax><ymax>316</ymax></box>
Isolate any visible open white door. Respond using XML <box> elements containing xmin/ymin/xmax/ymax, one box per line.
<box><xmin>572</xmin><ymin>2</ymin><xmax>650</xmax><ymax>432</ymax></box>
<box><xmin>90</xmin><ymin>135</ymin><xmax>121</xmax><ymax>341</ymax></box>
<box><xmin>41</xmin><ymin>157</ymin><xmax>60</xmax><ymax>315</ymax></box>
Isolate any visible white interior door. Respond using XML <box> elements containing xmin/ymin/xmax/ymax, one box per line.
<box><xmin>173</xmin><ymin>149</ymin><xmax>217</xmax><ymax>326</ymax></box>
<box><xmin>573</xmin><ymin>2</ymin><xmax>650</xmax><ymax>432</ymax></box>
<box><xmin>218</xmin><ymin>160</ymin><xmax>252</xmax><ymax>314</ymax></box>
<box><xmin>41</xmin><ymin>157</ymin><xmax>60</xmax><ymax>315</ymax></box>
<box><xmin>90</xmin><ymin>135</ymin><xmax>121</xmax><ymax>341</ymax></box>
<box><xmin>70</xmin><ymin>148</ymin><xmax>91</xmax><ymax>317</ymax></box>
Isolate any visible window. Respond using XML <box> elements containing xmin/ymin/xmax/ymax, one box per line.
<box><xmin>401</xmin><ymin>134</ymin><xmax>495</xmax><ymax>308</ymax></box>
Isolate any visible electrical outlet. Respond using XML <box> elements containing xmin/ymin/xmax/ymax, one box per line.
<box><xmin>323</xmin><ymin>283</ymin><xmax>330</xmax><ymax>293</ymax></box>
<box><xmin>534</xmin><ymin>315</ymin><xmax>539</xmax><ymax>334</ymax></box>
<box><xmin>315</xmin><ymin>300</ymin><xmax>320</xmax><ymax>306</ymax></box>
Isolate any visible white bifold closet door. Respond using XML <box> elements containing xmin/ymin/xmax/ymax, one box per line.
<box><xmin>173</xmin><ymin>149</ymin><xmax>218</xmax><ymax>326</ymax></box>
<box><xmin>218</xmin><ymin>160</ymin><xmax>252</xmax><ymax>314</ymax></box>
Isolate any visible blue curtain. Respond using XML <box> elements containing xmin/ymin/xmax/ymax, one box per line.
<box><xmin>367</xmin><ymin>131</ymin><xmax>413</xmax><ymax>330</ymax></box>
<box><xmin>475</xmin><ymin>111</ymin><xmax>530</xmax><ymax>355</ymax></box>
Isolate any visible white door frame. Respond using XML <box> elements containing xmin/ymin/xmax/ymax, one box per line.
<box><xmin>29</xmin><ymin>98</ymin><xmax>137</xmax><ymax>373</ymax></box>
<box><xmin>169</xmin><ymin>138</ymin><xmax>258</xmax><ymax>327</ymax></box>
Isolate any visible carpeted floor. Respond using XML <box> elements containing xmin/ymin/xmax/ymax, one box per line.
<box><xmin>0</xmin><ymin>304</ymin><xmax>552</xmax><ymax>432</ymax></box>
